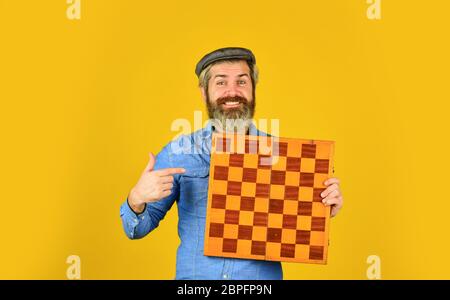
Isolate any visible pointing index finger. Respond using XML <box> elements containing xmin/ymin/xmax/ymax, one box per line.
<box><xmin>154</xmin><ymin>168</ymin><xmax>186</xmax><ymax>176</ymax></box>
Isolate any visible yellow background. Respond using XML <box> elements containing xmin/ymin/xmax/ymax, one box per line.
<box><xmin>0</xmin><ymin>0</ymin><xmax>449</xmax><ymax>279</ymax></box>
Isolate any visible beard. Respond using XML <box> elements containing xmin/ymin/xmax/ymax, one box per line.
<box><xmin>206</xmin><ymin>93</ymin><xmax>256</xmax><ymax>134</ymax></box>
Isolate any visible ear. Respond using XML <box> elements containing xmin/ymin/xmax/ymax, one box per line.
<box><xmin>199</xmin><ymin>86</ymin><xmax>207</xmax><ymax>103</ymax></box>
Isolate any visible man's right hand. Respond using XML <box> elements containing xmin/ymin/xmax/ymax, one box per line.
<box><xmin>128</xmin><ymin>152</ymin><xmax>186</xmax><ymax>214</ymax></box>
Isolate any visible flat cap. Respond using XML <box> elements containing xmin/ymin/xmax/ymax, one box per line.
<box><xmin>195</xmin><ymin>47</ymin><xmax>256</xmax><ymax>77</ymax></box>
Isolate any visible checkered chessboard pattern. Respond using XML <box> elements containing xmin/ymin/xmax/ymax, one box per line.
<box><xmin>204</xmin><ymin>133</ymin><xmax>335</xmax><ymax>264</ymax></box>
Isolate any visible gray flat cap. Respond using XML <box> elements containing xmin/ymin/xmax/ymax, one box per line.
<box><xmin>195</xmin><ymin>47</ymin><xmax>256</xmax><ymax>77</ymax></box>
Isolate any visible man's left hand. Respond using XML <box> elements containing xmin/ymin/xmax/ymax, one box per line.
<box><xmin>321</xmin><ymin>177</ymin><xmax>343</xmax><ymax>217</ymax></box>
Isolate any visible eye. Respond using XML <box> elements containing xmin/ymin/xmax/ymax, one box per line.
<box><xmin>216</xmin><ymin>81</ymin><xmax>225</xmax><ymax>86</ymax></box>
<box><xmin>238</xmin><ymin>80</ymin><xmax>247</xmax><ymax>85</ymax></box>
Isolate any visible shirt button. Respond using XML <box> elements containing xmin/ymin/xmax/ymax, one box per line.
<box><xmin>223</xmin><ymin>274</ymin><xmax>228</xmax><ymax>279</ymax></box>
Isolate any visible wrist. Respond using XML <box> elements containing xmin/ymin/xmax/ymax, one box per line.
<box><xmin>128</xmin><ymin>188</ymin><xmax>146</xmax><ymax>214</ymax></box>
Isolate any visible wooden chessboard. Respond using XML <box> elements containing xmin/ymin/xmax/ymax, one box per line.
<box><xmin>204</xmin><ymin>133</ymin><xmax>335</xmax><ymax>264</ymax></box>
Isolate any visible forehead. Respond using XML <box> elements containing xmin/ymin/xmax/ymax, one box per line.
<box><xmin>209</xmin><ymin>60</ymin><xmax>250</xmax><ymax>76</ymax></box>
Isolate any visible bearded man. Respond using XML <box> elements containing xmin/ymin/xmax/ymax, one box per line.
<box><xmin>120</xmin><ymin>47</ymin><xmax>343</xmax><ymax>280</ymax></box>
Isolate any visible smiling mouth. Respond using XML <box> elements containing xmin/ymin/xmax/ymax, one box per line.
<box><xmin>221</xmin><ymin>101</ymin><xmax>242</xmax><ymax>109</ymax></box>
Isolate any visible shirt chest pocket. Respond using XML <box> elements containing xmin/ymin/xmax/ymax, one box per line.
<box><xmin>179</xmin><ymin>168</ymin><xmax>210</xmax><ymax>214</ymax></box>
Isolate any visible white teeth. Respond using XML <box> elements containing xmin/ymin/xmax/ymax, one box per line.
<box><xmin>225</xmin><ymin>101</ymin><xmax>239</xmax><ymax>105</ymax></box>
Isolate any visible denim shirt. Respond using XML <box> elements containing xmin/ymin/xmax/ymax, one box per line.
<box><xmin>120</xmin><ymin>121</ymin><xmax>283</xmax><ymax>280</ymax></box>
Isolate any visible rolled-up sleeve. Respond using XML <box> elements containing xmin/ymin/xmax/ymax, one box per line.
<box><xmin>120</xmin><ymin>144</ymin><xmax>180</xmax><ymax>239</ymax></box>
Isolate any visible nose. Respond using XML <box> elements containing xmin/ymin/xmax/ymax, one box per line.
<box><xmin>224</xmin><ymin>82</ymin><xmax>239</xmax><ymax>97</ymax></box>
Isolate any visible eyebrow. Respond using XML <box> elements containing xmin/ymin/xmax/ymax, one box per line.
<box><xmin>213</xmin><ymin>73</ymin><xmax>250</xmax><ymax>79</ymax></box>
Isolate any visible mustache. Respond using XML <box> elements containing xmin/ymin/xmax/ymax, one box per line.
<box><xmin>215</xmin><ymin>96</ymin><xmax>249</xmax><ymax>106</ymax></box>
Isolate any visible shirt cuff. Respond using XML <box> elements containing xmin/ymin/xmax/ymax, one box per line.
<box><xmin>126</xmin><ymin>197</ymin><xmax>147</xmax><ymax>217</ymax></box>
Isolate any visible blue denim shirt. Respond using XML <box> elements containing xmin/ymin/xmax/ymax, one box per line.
<box><xmin>120</xmin><ymin>121</ymin><xmax>283</xmax><ymax>280</ymax></box>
